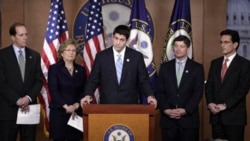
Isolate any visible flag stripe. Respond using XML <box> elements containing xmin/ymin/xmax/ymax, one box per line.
<box><xmin>83</xmin><ymin>33</ymin><xmax>105</xmax><ymax>75</ymax></box>
<box><xmin>39</xmin><ymin>0</ymin><xmax>69</xmax><ymax>136</ymax></box>
<box><xmin>82</xmin><ymin>0</ymin><xmax>105</xmax><ymax>103</ymax></box>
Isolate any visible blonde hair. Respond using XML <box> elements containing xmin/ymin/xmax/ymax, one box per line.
<box><xmin>58</xmin><ymin>39</ymin><xmax>78</xmax><ymax>60</ymax></box>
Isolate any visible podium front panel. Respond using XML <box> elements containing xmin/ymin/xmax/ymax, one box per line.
<box><xmin>88</xmin><ymin>114</ymin><xmax>149</xmax><ymax>141</ymax></box>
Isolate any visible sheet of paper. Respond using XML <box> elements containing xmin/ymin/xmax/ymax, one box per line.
<box><xmin>16</xmin><ymin>104</ymin><xmax>41</xmax><ymax>124</ymax></box>
<box><xmin>67</xmin><ymin>113</ymin><xmax>83</xmax><ymax>132</ymax></box>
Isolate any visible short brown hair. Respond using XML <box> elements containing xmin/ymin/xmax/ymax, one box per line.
<box><xmin>9</xmin><ymin>22</ymin><xmax>26</xmax><ymax>36</ymax></box>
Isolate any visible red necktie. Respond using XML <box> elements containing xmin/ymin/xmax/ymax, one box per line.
<box><xmin>221</xmin><ymin>58</ymin><xmax>229</xmax><ymax>82</ymax></box>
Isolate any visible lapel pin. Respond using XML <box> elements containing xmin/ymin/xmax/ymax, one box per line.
<box><xmin>126</xmin><ymin>58</ymin><xmax>130</xmax><ymax>62</ymax></box>
<box><xmin>29</xmin><ymin>56</ymin><xmax>32</xmax><ymax>59</ymax></box>
<box><xmin>185</xmin><ymin>70</ymin><xmax>189</xmax><ymax>73</ymax></box>
<box><xmin>75</xmin><ymin>70</ymin><xmax>78</xmax><ymax>73</ymax></box>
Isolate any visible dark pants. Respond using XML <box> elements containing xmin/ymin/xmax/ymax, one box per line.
<box><xmin>161</xmin><ymin>127</ymin><xmax>198</xmax><ymax>141</ymax></box>
<box><xmin>212</xmin><ymin>124</ymin><xmax>244</xmax><ymax>141</ymax></box>
<box><xmin>0</xmin><ymin>120</ymin><xmax>36</xmax><ymax>141</ymax></box>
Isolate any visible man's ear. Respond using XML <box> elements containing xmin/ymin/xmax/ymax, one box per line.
<box><xmin>10</xmin><ymin>35</ymin><xmax>15</xmax><ymax>42</ymax></box>
<box><xmin>233</xmin><ymin>42</ymin><xmax>238</xmax><ymax>49</ymax></box>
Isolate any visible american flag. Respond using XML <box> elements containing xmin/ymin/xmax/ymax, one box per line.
<box><xmin>38</xmin><ymin>0</ymin><xmax>68</xmax><ymax>136</ymax></box>
<box><xmin>83</xmin><ymin>0</ymin><xmax>105</xmax><ymax>103</ymax></box>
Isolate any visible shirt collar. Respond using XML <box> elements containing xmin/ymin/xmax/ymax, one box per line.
<box><xmin>224</xmin><ymin>52</ymin><xmax>236</xmax><ymax>61</ymax></box>
<box><xmin>175</xmin><ymin>57</ymin><xmax>188</xmax><ymax>64</ymax></box>
<box><xmin>13</xmin><ymin>44</ymin><xmax>25</xmax><ymax>56</ymax></box>
<box><xmin>113</xmin><ymin>47</ymin><xmax>126</xmax><ymax>58</ymax></box>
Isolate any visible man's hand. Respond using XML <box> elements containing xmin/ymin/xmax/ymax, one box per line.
<box><xmin>164</xmin><ymin>108</ymin><xmax>186</xmax><ymax>119</ymax></box>
<box><xmin>174</xmin><ymin>108</ymin><xmax>186</xmax><ymax>117</ymax></box>
<box><xmin>80</xmin><ymin>95</ymin><xmax>93</xmax><ymax>107</ymax></box>
<box><xmin>63</xmin><ymin>104</ymin><xmax>76</xmax><ymax>113</ymax></box>
<box><xmin>17</xmin><ymin>96</ymin><xmax>30</xmax><ymax>108</ymax></box>
<box><xmin>21</xmin><ymin>105</ymin><xmax>30</xmax><ymax>113</ymax></box>
<box><xmin>217</xmin><ymin>103</ymin><xmax>226</xmax><ymax>111</ymax></box>
<box><xmin>208</xmin><ymin>103</ymin><xmax>220</xmax><ymax>114</ymax></box>
<box><xmin>147</xmin><ymin>96</ymin><xmax>157</xmax><ymax>108</ymax></box>
<box><xmin>164</xmin><ymin>109</ymin><xmax>180</xmax><ymax>119</ymax></box>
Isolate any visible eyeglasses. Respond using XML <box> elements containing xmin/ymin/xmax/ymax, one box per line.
<box><xmin>64</xmin><ymin>49</ymin><xmax>76</xmax><ymax>52</ymax></box>
<box><xmin>220</xmin><ymin>41</ymin><xmax>232</xmax><ymax>45</ymax></box>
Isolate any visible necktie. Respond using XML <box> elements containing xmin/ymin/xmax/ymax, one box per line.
<box><xmin>221</xmin><ymin>58</ymin><xmax>229</xmax><ymax>82</ymax></box>
<box><xmin>116</xmin><ymin>54</ymin><xmax>123</xmax><ymax>84</ymax></box>
<box><xmin>18</xmin><ymin>50</ymin><xmax>25</xmax><ymax>81</ymax></box>
<box><xmin>176</xmin><ymin>62</ymin><xmax>184</xmax><ymax>86</ymax></box>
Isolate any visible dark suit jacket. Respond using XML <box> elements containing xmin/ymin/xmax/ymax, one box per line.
<box><xmin>0</xmin><ymin>45</ymin><xmax>43</xmax><ymax>120</ymax></box>
<box><xmin>48</xmin><ymin>61</ymin><xmax>86</xmax><ymax>139</ymax></box>
<box><xmin>157</xmin><ymin>58</ymin><xmax>204</xmax><ymax>128</ymax></box>
<box><xmin>84</xmin><ymin>47</ymin><xmax>154</xmax><ymax>104</ymax></box>
<box><xmin>48</xmin><ymin>61</ymin><xmax>86</xmax><ymax>110</ymax></box>
<box><xmin>205</xmin><ymin>54</ymin><xmax>250</xmax><ymax>126</ymax></box>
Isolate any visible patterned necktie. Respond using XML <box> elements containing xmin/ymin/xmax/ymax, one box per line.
<box><xmin>176</xmin><ymin>62</ymin><xmax>184</xmax><ymax>86</ymax></box>
<box><xmin>116</xmin><ymin>54</ymin><xmax>123</xmax><ymax>84</ymax></box>
<box><xmin>18</xmin><ymin>50</ymin><xmax>25</xmax><ymax>81</ymax></box>
<box><xmin>221</xmin><ymin>58</ymin><xmax>229</xmax><ymax>82</ymax></box>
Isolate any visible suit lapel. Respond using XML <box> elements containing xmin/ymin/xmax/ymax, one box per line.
<box><xmin>24</xmin><ymin>48</ymin><xmax>30</xmax><ymax>82</ymax></box>
<box><xmin>222</xmin><ymin>55</ymin><xmax>238</xmax><ymax>83</ymax></box>
<box><xmin>177</xmin><ymin>59</ymin><xmax>196</xmax><ymax>89</ymax></box>
<box><xmin>216</xmin><ymin>57</ymin><xmax>225</xmax><ymax>84</ymax></box>
<box><xmin>120</xmin><ymin>48</ymin><xmax>130</xmax><ymax>84</ymax></box>
<box><xmin>9</xmin><ymin>47</ymin><xmax>24</xmax><ymax>82</ymax></box>
<box><xmin>169</xmin><ymin>60</ymin><xmax>179</xmax><ymax>89</ymax></box>
<box><xmin>58</xmin><ymin>61</ymin><xmax>72</xmax><ymax>77</ymax></box>
<box><xmin>178</xmin><ymin>59</ymin><xmax>189</xmax><ymax>88</ymax></box>
<box><xmin>106</xmin><ymin>48</ymin><xmax>118</xmax><ymax>84</ymax></box>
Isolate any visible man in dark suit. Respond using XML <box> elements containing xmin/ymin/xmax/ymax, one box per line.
<box><xmin>0</xmin><ymin>23</ymin><xmax>43</xmax><ymax>141</ymax></box>
<box><xmin>157</xmin><ymin>35</ymin><xmax>204</xmax><ymax>141</ymax></box>
<box><xmin>205</xmin><ymin>29</ymin><xmax>250</xmax><ymax>141</ymax></box>
<box><xmin>80</xmin><ymin>25</ymin><xmax>157</xmax><ymax>107</ymax></box>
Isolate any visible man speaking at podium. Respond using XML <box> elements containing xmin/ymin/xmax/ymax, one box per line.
<box><xmin>80</xmin><ymin>25</ymin><xmax>157</xmax><ymax>107</ymax></box>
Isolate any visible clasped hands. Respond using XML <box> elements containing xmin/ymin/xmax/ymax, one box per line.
<box><xmin>16</xmin><ymin>96</ymin><xmax>30</xmax><ymax>113</ymax></box>
<box><xmin>63</xmin><ymin>103</ymin><xmax>80</xmax><ymax>119</ymax></box>
<box><xmin>208</xmin><ymin>103</ymin><xmax>226</xmax><ymax>115</ymax></box>
<box><xmin>164</xmin><ymin>108</ymin><xmax>186</xmax><ymax>119</ymax></box>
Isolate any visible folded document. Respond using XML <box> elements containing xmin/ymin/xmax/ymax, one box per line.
<box><xmin>16</xmin><ymin>104</ymin><xmax>41</xmax><ymax>124</ymax></box>
<box><xmin>67</xmin><ymin>113</ymin><xmax>83</xmax><ymax>132</ymax></box>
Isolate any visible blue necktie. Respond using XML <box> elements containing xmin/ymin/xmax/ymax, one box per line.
<box><xmin>116</xmin><ymin>54</ymin><xmax>123</xmax><ymax>84</ymax></box>
<box><xmin>18</xmin><ymin>50</ymin><xmax>25</xmax><ymax>81</ymax></box>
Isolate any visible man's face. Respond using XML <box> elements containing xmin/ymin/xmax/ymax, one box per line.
<box><xmin>112</xmin><ymin>33</ymin><xmax>128</xmax><ymax>52</ymax></box>
<box><xmin>11</xmin><ymin>26</ymin><xmax>28</xmax><ymax>48</ymax></box>
<box><xmin>220</xmin><ymin>35</ymin><xmax>237</xmax><ymax>57</ymax></box>
<box><xmin>173</xmin><ymin>41</ymin><xmax>189</xmax><ymax>60</ymax></box>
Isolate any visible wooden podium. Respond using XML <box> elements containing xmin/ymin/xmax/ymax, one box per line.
<box><xmin>82</xmin><ymin>104</ymin><xmax>156</xmax><ymax>141</ymax></box>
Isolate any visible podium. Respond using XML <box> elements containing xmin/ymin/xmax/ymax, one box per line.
<box><xmin>82</xmin><ymin>104</ymin><xmax>156</xmax><ymax>141</ymax></box>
